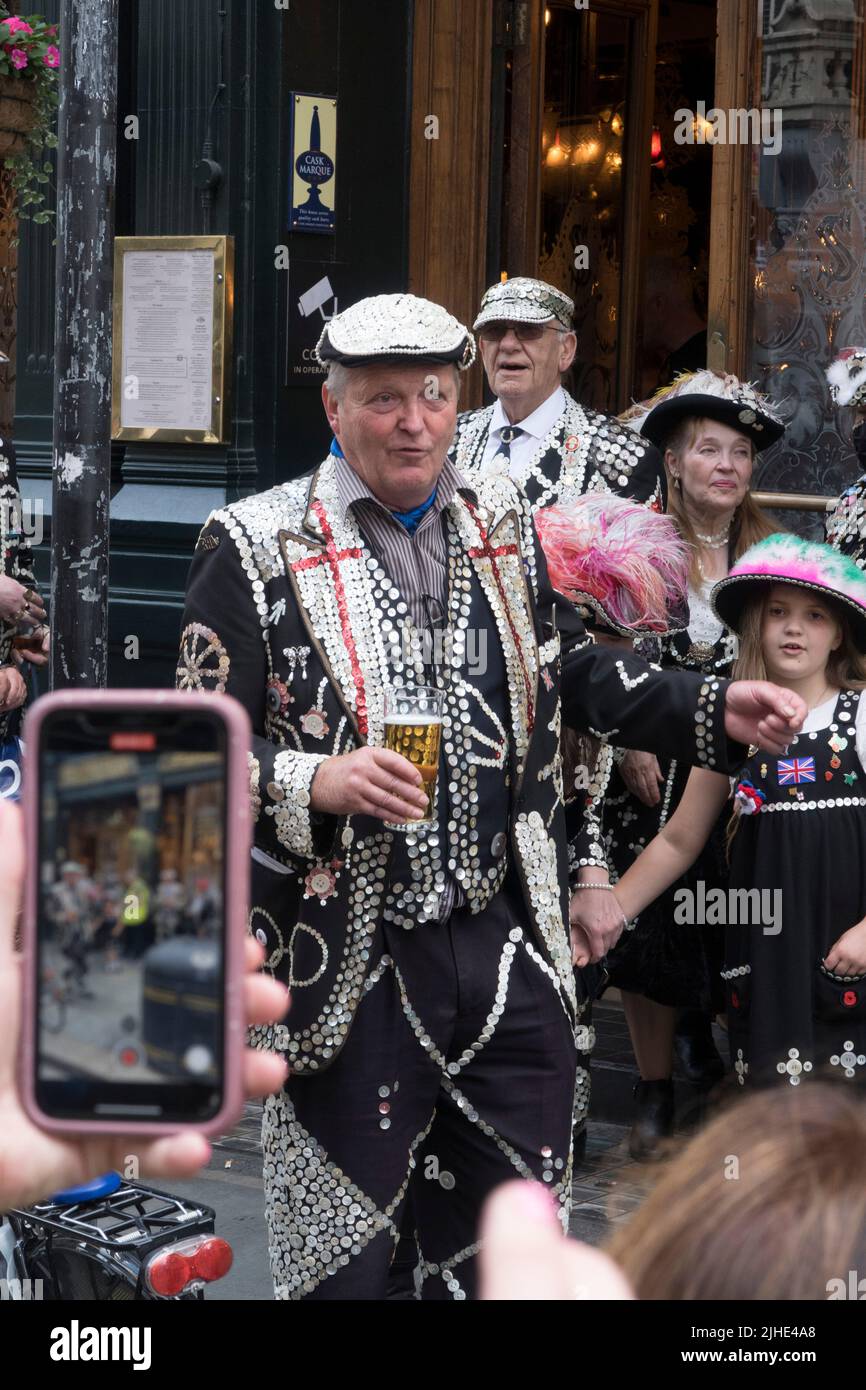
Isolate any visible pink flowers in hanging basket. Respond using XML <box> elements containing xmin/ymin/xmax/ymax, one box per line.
<box><xmin>0</xmin><ymin>11</ymin><xmax>61</xmax><ymax>77</ymax></box>
<box><xmin>2</xmin><ymin>19</ymin><xmax>34</xmax><ymax>38</ymax></box>
<box><xmin>0</xmin><ymin>9</ymin><xmax>62</xmax><ymax>231</ymax></box>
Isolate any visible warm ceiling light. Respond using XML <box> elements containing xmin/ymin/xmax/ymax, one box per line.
<box><xmin>545</xmin><ymin>7</ymin><xmax>551</xmax><ymax>23</ymax></box>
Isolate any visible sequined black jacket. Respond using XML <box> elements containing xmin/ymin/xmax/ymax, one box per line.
<box><xmin>450</xmin><ymin>389</ymin><xmax>666</xmax><ymax>511</ymax></box>
<box><xmin>177</xmin><ymin>459</ymin><xmax>736</xmax><ymax>1073</ymax></box>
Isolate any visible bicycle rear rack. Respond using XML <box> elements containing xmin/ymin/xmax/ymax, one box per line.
<box><xmin>12</xmin><ymin>1183</ymin><xmax>214</xmax><ymax>1260</ymax></box>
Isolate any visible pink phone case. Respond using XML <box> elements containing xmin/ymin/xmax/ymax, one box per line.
<box><xmin>19</xmin><ymin>689</ymin><xmax>252</xmax><ymax>1139</ymax></box>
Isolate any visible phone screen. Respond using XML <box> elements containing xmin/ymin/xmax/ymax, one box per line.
<box><xmin>35</xmin><ymin>708</ymin><xmax>227</xmax><ymax>1124</ymax></box>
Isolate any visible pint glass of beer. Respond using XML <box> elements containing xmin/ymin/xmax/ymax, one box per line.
<box><xmin>383</xmin><ymin>686</ymin><xmax>443</xmax><ymax>825</ymax></box>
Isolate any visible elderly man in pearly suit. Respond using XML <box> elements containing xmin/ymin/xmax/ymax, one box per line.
<box><xmin>450</xmin><ymin>276</ymin><xmax>666</xmax><ymax>510</ymax></box>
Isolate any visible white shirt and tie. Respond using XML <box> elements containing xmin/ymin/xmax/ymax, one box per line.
<box><xmin>480</xmin><ymin>386</ymin><xmax>566</xmax><ymax>484</ymax></box>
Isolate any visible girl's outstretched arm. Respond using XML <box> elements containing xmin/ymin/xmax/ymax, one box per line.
<box><xmin>613</xmin><ymin>767</ymin><xmax>730</xmax><ymax>923</ymax></box>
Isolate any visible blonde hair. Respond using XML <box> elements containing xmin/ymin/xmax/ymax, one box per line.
<box><xmin>607</xmin><ymin>1082</ymin><xmax>866</xmax><ymax>1300</ymax></box>
<box><xmin>663</xmin><ymin>417</ymin><xmax>776</xmax><ymax>585</ymax></box>
<box><xmin>725</xmin><ymin>584</ymin><xmax>866</xmax><ymax>855</ymax></box>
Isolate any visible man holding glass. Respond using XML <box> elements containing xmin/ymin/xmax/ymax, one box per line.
<box><xmin>177</xmin><ymin>292</ymin><xmax>804</xmax><ymax>1301</ymax></box>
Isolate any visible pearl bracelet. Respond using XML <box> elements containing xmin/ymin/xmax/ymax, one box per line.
<box><xmin>571</xmin><ymin>882</ymin><xmax>631</xmax><ymax>936</ymax></box>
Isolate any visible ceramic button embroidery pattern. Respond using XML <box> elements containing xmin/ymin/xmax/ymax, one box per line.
<box><xmin>776</xmin><ymin>1047</ymin><xmax>812</xmax><ymax>1084</ymax></box>
<box><xmin>248</xmin><ymin>906</ymin><xmax>285</xmax><ymax>974</ymax></box>
<box><xmin>177</xmin><ymin>622</ymin><xmax>230</xmax><ymax>693</ymax></box>
<box><xmin>248</xmin><ymin>751</ymin><xmax>262</xmax><ymax>821</ymax></box>
<box><xmin>514</xmin><ymin>811</ymin><xmax>577</xmax><ymax>1012</ymax></box>
<box><xmin>287</xmin><ymin>921</ymin><xmax>329</xmax><ymax>989</ymax></box>
<box><xmin>615</xmin><ymin>659</ymin><xmax>649</xmax><ymax>692</ymax></box>
<box><xmin>299</xmin><ymin>708</ymin><xmax>329</xmax><ymax>739</ymax></box>
<box><xmin>830</xmin><ymin>1042</ymin><xmax>866</xmax><ymax>1078</ymax></box>
<box><xmin>453</xmin><ymin>396</ymin><xmax>664</xmax><ymax>511</ymax></box>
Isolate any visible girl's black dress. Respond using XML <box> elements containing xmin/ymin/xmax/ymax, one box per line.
<box><xmin>726</xmin><ymin>687</ymin><xmax>866</xmax><ymax>1086</ymax></box>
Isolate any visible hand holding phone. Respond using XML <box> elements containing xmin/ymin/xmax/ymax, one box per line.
<box><xmin>17</xmin><ymin>690</ymin><xmax>287</xmax><ymax>1143</ymax></box>
<box><xmin>2</xmin><ymin>794</ymin><xmax>289</xmax><ymax>1210</ymax></box>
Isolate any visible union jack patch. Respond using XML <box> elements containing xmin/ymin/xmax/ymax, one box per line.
<box><xmin>777</xmin><ymin>756</ymin><xmax>816</xmax><ymax>785</ymax></box>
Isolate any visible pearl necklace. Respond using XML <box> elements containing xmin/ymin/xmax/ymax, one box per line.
<box><xmin>694</xmin><ymin>525</ymin><xmax>731</xmax><ymax>549</ymax></box>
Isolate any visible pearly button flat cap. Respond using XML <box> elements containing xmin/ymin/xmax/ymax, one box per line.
<box><xmin>474</xmin><ymin>276</ymin><xmax>574</xmax><ymax>331</ymax></box>
<box><xmin>315</xmin><ymin>293</ymin><xmax>476</xmax><ymax>369</ymax></box>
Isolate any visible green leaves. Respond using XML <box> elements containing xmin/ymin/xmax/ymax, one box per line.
<box><xmin>0</xmin><ymin>11</ymin><xmax>60</xmax><ymax>223</ymax></box>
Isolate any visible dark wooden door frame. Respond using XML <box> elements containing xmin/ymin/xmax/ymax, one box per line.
<box><xmin>408</xmin><ymin>0</ymin><xmax>494</xmax><ymax>407</ymax></box>
<box><xmin>706</xmin><ymin>0</ymin><xmax>757</xmax><ymax>379</ymax></box>
<box><xmin>506</xmin><ymin>0</ymin><xmax>658</xmax><ymax>410</ymax></box>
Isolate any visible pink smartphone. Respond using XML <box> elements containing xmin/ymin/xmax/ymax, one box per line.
<box><xmin>19</xmin><ymin>690</ymin><xmax>251</xmax><ymax>1138</ymax></box>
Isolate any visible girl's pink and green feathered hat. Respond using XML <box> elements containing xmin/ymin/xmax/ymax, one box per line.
<box><xmin>712</xmin><ymin>533</ymin><xmax>866</xmax><ymax>647</ymax></box>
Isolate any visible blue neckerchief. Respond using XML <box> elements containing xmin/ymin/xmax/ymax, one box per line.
<box><xmin>389</xmin><ymin>489</ymin><xmax>437</xmax><ymax>535</ymax></box>
<box><xmin>330</xmin><ymin>436</ymin><xmax>435</xmax><ymax>533</ymax></box>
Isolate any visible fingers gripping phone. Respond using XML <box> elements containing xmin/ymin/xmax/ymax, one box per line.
<box><xmin>19</xmin><ymin>690</ymin><xmax>251</xmax><ymax>1136</ymax></box>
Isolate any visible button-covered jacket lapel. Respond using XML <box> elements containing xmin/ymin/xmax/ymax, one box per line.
<box><xmin>452</xmin><ymin>494</ymin><xmax>539</xmax><ymax>767</ymax></box>
<box><xmin>278</xmin><ymin>460</ymin><xmax>391</xmax><ymax>747</ymax></box>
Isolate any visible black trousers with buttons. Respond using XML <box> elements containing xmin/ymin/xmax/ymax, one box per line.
<box><xmin>261</xmin><ymin>887</ymin><xmax>578</xmax><ymax>1300</ymax></box>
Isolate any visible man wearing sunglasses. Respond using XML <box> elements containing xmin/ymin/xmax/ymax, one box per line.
<box><xmin>452</xmin><ymin>277</ymin><xmax>666</xmax><ymax>1161</ymax></box>
<box><xmin>451</xmin><ymin>276</ymin><xmax>665</xmax><ymax>511</ymax></box>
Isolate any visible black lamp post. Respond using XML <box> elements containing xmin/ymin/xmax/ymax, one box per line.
<box><xmin>50</xmin><ymin>0</ymin><xmax>119</xmax><ymax>688</ymax></box>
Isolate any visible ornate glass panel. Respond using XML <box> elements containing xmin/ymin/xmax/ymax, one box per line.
<box><xmin>747</xmin><ymin>0</ymin><xmax>866</xmax><ymax>533</ymax></box>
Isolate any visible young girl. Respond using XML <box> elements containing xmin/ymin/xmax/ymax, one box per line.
<box><xmin>612</xmin><ymin>533</ymin><xmax>866</xmax><ymax>1087</ymax></box>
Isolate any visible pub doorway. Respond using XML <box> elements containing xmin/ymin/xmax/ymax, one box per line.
<box><xmin>533</xmin><ymin>0</ymin><xmax>717</xmax><ymax>413</ymax></box>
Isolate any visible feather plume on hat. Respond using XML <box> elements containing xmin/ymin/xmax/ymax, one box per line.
<box><xmin>619</xmin><ymin>369</ymin><xmax>785</xmax><ymax>450</ymax></box>
<box><xmin>826</xmin><ymin>348</ymin><xmax>866</xmax><ymax>410</ymax></box>
<box><xmin>535</xmin><ymin>494</ymin><xmax>690</xmax><ymax>637</ymax></box>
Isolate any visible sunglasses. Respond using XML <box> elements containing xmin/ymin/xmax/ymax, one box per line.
<box><xmin>478</xmin><ymin>321</ymin><xmax>566</xmax><ymax>343</ymax></box>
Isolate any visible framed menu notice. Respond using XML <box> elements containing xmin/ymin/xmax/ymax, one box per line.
<box><xmin>111</xmin><ymin>235</ymin><xmax>234</xmax><ymax>444</ymax></box>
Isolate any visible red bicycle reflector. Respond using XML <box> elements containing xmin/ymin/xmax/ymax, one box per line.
<box><xmin>110</xmin><ymin>732</ymin><xmax>157</xmax><ymax>751</ymax></box>
<box><xmin>145</xmin><ymin>1235</ymin><xmax>234</xmax><ymax>1297</ymax></box>
<box><xmin>192</xmin><ymin>1237</ymin><xmax>233</xmax><ymax>1283</ymax></box>
<box><xmin>146</xmin><ymin>1249</ymin><xmax>193</xmax><ymax>1297</ymax></box>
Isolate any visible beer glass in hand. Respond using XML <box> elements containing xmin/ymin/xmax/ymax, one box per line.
<box><xmin>383</xmin><ymin>687</ymin><xmax>443</xmax><ymax>827</ymax></box>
